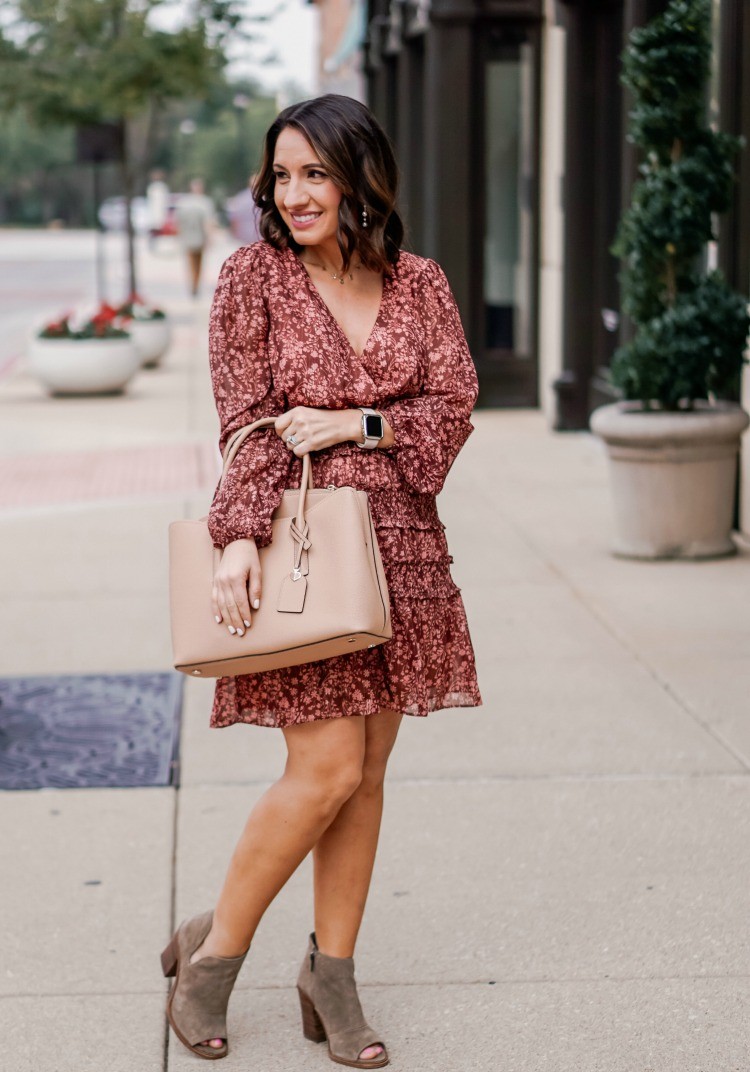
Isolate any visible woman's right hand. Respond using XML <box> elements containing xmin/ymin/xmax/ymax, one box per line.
<box><xmin>212</xmin><ymin>537</ymin><xmax>262</xmax><ymax>637</ymax></box>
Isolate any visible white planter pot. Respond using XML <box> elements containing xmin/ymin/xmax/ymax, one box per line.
<box><xmin>28</xmin><ymin>336</ymin><xmax>141</xmax><ymax>396</ymax></box>
<box><xmin>129</xmin><ymin>318</ymin><xmax>171</xmax><ymax>368</ymax></box>
<box><xmin>590</xmin><ymin>400</ymin><xmax>750</xmax><ymax>559</ymax></box>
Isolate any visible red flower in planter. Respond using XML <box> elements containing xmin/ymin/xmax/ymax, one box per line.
<box><xmin>115</xmin><ymin>291</ymin><xmax>165</xmax><ymax>321</ymax></box>
<box><xmin>38</xmin><ymin>312</ymin><xmax>74</xmax><ymax>339</ymax></box>
<box><xmin>95</xmin><ymin>302</ymin><xmax>119</xmax><ymax>322</ymax></box>
<box><xmin>39</xmin><ymin>304</ymin><xmax>132</xmax><ymax>341</ymax></box>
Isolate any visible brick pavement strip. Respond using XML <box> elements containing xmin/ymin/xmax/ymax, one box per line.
<box><xmin>0</xmin><ymin>441</ymin><xmax>219</xmax><ymax>510</ymax></box>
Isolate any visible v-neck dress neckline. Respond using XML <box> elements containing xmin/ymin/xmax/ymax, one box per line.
<box><xmin>287</xmin><ymin>246</ymin><xmax>390</xmax><ymax>361</ymax></box>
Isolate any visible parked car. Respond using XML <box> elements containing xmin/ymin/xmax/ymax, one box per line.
<box><xmin>98</xmin><ymin>196</ymin><xmax>151</xmax><ymax>234</ymax></box>
<box><xmin>98</xmin><ymin>193</ymin><xmax>192</xmax><ymax>234</ymax></box>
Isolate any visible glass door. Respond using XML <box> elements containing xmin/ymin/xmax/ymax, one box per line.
<box><xmin>476</xmin><ymin>24</ymin><xmax>540</xmax><ymax>405</ymax></box>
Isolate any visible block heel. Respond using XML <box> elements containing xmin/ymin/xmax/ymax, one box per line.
<box><xmin>298</xmin><ymin>986</ymin><xmax>327</xmax><ymax>1042</ymax></box>
<box><xmin>160</xmin><ymin>935</ymin><xmax>179</xmax><ymax>978</ymax></box>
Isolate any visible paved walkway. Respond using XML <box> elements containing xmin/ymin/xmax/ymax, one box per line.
<box><xmin>0</xmin><ymin>231</ymin><xmax>748</xmax><ymax>1071</ymax></box>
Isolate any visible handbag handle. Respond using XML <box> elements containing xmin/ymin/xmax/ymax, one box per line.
<box><xmin>216</xmin><ymin>419</ymin><xmax>313</xmax><ymax>595</ymax></box>
<box><xmin>220</xmin><ymin>416</ymin><xmax>313</xmax><ymax>529</ymax></box>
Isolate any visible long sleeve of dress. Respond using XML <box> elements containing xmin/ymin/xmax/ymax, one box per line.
<box><xmin>207</xmin><ymin>248</ymin><xmax>293</xmax><ymax>549</ymax></box>
<box><xmin>378</xmin><ymin>259</ymin><xmax>478</xmax><ymax>495</ymax></box>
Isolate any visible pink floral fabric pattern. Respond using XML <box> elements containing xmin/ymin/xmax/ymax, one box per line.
<box><xmin>207</xmin><ymin>241</ymin><xmax>482</xmax><ymax>727</ymax></box>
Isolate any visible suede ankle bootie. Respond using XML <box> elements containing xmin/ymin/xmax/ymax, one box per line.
<box><xmin>297</xmin><ymin>932</ymin><xmax>389</xmax><ymax>1069</ymax></box>
<box><xmin>161</xmin><ymin>911</ymin><xmax>248</xmax><ymax>1061</ymax></box>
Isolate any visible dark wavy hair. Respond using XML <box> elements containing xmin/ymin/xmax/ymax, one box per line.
<box><xmin>253</xmin><ymin>94</ymin><xmax>403</xmax><ymax>276</ymax></box>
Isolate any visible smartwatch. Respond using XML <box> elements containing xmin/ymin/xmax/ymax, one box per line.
<box><xmin>357</xmin><ymin>407</ymin><xmax>385</xmax><ymax>449</ymax></box>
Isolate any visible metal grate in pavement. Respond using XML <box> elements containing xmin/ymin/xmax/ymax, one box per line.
<box><xmin>0</xmin><ymin>672</ymin><xmax>183</xmax><ymax>790</ymax></box>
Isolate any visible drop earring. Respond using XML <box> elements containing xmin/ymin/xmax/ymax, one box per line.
<box><xmin>361</xmin><ymin>204</ymin><xmax>369</xmax><ymax>229</ymax></box>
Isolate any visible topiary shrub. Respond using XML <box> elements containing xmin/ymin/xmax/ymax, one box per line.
<box><xmin>611</xmin><ymin>0</ymin><xmax>749</xmax><ymax>411</ymax></box>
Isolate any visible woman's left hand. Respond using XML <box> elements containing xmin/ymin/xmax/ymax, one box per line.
<box><xmin>275</xmin><ymin>407</ymin><xmax>362</xmax><ymax>456</ymax></box>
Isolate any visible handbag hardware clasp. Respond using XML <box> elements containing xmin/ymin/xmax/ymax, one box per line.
<box><xmin>288</xmin><ymin>516</ymin><xmax>311</xmax><ymax>583</ymax></box>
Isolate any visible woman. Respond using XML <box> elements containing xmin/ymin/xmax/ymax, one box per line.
<box><xmin>161</xmin><ymin>94</ymin><xmax>481</xmax><ymax>1068</ymax></box>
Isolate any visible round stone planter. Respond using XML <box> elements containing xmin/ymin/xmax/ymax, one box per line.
<box><xmin>590</xmin><ymin>400</ymin><xmax>750</xmax><ymax>560</ymax></box>
<box><xmin>128</xmin><ymin>317</ymin><xmax>171</xmax><ymax>368</ymax></box>
<box><xmin>28</xmin><ymin>336</ymin><xmax>142</xmax><ymax>396</ymax></box>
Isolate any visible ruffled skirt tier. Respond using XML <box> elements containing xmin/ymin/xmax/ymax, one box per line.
<box><xmin>211</xmin><ymin>488</ymin><xmax>481</xmax><ymax>728</ymax></box>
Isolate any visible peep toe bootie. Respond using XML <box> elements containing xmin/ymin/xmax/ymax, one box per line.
<box><xmin>161</xmin><ymin>911</ymin><xmax>248</xmax><ymax>1060</ymax></box>
<box><xmin>297</xmin><ymin>932</ymin><xmax>389</xmax><ymax>1069</ymax></box>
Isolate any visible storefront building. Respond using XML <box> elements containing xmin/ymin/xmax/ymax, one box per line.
<box><xmin>362</xmin><ymin>0</ymin><xmax>750</xmax><ymax>430</ymax></box>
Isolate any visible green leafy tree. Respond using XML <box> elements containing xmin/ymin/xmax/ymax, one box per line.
<box><xmin>611</xmin><ymin>0</ymin><xmax>749</xmax><ymax>410</ymax></box>
<box><xmin>0</xmin><ymin>109</ymin><xmax>75</xmax><ymax>223</ymax></box>
<box><xmin>0</xmin><ymin>0</ymin><xmax>243</xmax><ymax>291</ymax></box>
<box><xmin>170</xmin><ymin>94</ymin><xmax>278</xmax><ymax>196</ymax></box>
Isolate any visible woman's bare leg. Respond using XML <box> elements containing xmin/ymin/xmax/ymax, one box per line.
<box><xmin>188</xmin><ymin>715</ymin><xmax>367</xmax><ymax>1047</ymax></box>
<box><xmin>312</xmin><ymin>709</ymin><xmax>402</xmax><ymax>956</ymax></box>
<box><xmin>184</xmin><ymin>711</ymin><xmax>401</xmax><ymax>1053</ymax></box>
<box><xmin>197</xmin><ymin>716</ymin><xmax>366</xmax><ymax>959</ymax></box>
<box><xmin>312</xmin><ymin>709</ymin><xmax>403</xmax><ymax>1062</ymax></box>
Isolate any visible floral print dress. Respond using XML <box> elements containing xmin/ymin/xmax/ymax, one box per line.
<box><xmin>207</xmin><ymin>240</ymin><xmax>481</xmax><ymax>728</ymax></box>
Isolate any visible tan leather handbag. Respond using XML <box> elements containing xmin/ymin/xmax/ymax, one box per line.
<box><xmin>169</xmin><ymin>417</ymin><xmax>392</xmax><ymax>677</ymax></box>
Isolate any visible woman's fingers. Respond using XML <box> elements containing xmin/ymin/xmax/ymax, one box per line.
<box><xmin>274</xmin><ymin>411</ymin><xmax>294</xmax><ymax>439</ymax></box>
<box><xmin>239</xmin><ymin>541</ymin><xmax>262</xmax><ymax>617</ymax></box>
<box><xmin>216</xmin><ymin>578</ymin><xmax>250</xmax><ymax>636</ymax></box>
<box><xmin>278</xmin><ymin>407</ymin><xmax>360</xmax><ymax>455</ymax></box>
<box><xmin>215</xmin><ymin>583</ymin><xmax>237</xmax><ymax>634</ymax></box>
<box><xmin>212</xmin><ymin>540</ymin><xmax>262</xmax><ymax>637</ymax></box>
<box><xmin>275</xmin><ymin>408</ymin><xmax>314</xmax><ymax>453</ymax></box>
<box><xmin>277</xmin><ymin>418</ymin><xmax>302</xmax><ymax>452</ymax></box>
<box><xmin>248</xmin><ymin>558</ymin><xmax>262</xmax><ymax>610</ymax></box>
<box><xmin>229</xmin><ymin>577</ymin><xmax>253</xmax><ymax>633</ymax></box>
<box><xmin>211</xmin><ymin>586</ymin><xmax>223</xmax><ymax>625</ymax></box>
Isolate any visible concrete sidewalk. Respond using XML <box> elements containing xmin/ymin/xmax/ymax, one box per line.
<box><xmin>0</xmin><ymin>233</ymin><xmax>748</xmax><ymax>1072</ymax></box>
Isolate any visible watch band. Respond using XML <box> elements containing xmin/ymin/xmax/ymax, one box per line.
<box><xmin>357</xmin><ymin>407</ymin><xmax>384</xmax><ymax>449</ymax></box>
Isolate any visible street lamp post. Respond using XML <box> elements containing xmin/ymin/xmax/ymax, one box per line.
<box><xmin>233</xmin><ymin>94</ymin><xmax>250</xmax><ymax>194</ymax></box>
<box><xmin>178</xmin><ymin>118</ymin><xmax>197</xmax><ymax>190</ymax></box>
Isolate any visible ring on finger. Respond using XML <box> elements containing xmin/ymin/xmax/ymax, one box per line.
<box><xmin>286</xmin><ymin>434</ymin><xmax>298</xmax><ymax>447</ymax></box>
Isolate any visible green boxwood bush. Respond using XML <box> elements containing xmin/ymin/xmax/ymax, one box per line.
<box><xmin>611</xmin><ymin>0</ymin><xmax>749</xmax><ymax>411</ymax></box>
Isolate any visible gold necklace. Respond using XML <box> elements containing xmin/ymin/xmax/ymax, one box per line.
<box><xmin>304</xmin><ymin>258</ymin><xmax>362</xmax><ymax>285</ymax></box>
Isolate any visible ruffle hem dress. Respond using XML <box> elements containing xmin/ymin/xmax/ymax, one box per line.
<box><xmin>207</xmin><ymin>240</ymin><xmax>482</xmax><ymax>728</ymax></box>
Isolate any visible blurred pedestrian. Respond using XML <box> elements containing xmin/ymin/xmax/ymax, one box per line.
<box><xmin>161</xmin><ymin>95</ymin><xmax>481</xmax><ymax>1067</ymax></box>
<box><xmin>175</xmin><ymin>178</ymin><xmax>215</xmax><ymax>296</ymax></box>
<box><xmin>226</xmin><ymin>174</ymin><xmax>261</xmax><ymax>246</ymax></box>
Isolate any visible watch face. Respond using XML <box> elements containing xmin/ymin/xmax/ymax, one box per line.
<box><xmin>364</xmin><ymin>413</ymin><xmax>384</xmax><ymax>439</ymax></box>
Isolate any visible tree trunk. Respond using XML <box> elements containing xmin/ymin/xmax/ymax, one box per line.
<box><xmin>121</xmin><ymin>120</ymin><xmax>138</xmax><ymax>298</ymax></box>
<box><xmin>142</xmin><ymin>98</ymin><xmax>162</xmax><ymax>183</ymax></box>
